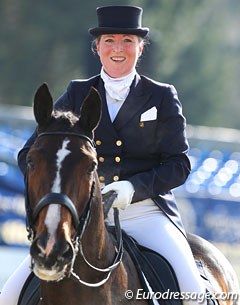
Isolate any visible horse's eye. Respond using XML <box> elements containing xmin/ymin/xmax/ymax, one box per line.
<box><xmin>27</xmin><ymin>157</ymin><xmax>35</xmax><ymax>170</ymax></box>
<box><xmin>88</xmin><ymin>161</ymin><xmax>97</xmax><ymax>174</ymax></box>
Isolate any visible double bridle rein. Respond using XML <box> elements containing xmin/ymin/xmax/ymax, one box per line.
<box><xmin>25</xmin><ymin>131</ymin><xmax>123</xmax><ymax>287</ymax></box>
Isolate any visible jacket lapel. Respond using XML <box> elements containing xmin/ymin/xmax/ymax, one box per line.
<box><xmin>113</xmin><ymin>74</ymin><xmax>152</xmax><ymax>131</ymax></box>
<box><xmin>94</xmin><ymin>77</ymin><xmax>118</xmax><ymax>137</ymax></box>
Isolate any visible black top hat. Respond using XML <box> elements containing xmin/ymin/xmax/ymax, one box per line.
<box><xmin>88</xmin><ymin>5</ymin><xmax>149</xmax><ymax>38</ymax></box>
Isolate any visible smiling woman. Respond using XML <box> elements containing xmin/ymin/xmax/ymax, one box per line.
<box><xmin>95</xmin><ymin>34</ymin><xmax>144</xmax><ymax>78</ymax></box>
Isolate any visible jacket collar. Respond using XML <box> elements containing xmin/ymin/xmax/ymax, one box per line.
<box><xmin>92</xmin><ymin>74</ymin><xmax>152</xmax><ymax>132</ymax></box>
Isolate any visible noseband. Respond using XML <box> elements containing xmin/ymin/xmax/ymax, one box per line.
<box><xmin>25</xmin><ymin>131</ymin><xmax>95</xmax><ymax>242</ymax></box>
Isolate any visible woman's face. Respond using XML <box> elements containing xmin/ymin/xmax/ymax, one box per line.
<box><xmin>96</xmin><ymin>34</ymin><xmax>144</xmax><ymax>78</ymax></box>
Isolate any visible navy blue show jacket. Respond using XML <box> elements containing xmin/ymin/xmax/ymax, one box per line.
<box><xmin>18</xmin><ymin>74</ymin><xmax>191</xmax><ymax>236</ymax></box>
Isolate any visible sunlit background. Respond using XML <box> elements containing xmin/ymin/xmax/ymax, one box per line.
<box><xmin>0</xmin><ymin>0</ymin><xmax>239</xmax><ymax>290</ymax></box>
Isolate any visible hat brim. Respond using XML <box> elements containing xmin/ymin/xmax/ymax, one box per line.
<box><xmin>88</xmin><ymin>27</ymin><xmax>149</xmax><ymax>38</ymax></box>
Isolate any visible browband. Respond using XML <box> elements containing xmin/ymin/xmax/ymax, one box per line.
<box><xmin>37</xmin><ymin>132</ymin><xmax>95</xmax><ymax>147</ymax></box>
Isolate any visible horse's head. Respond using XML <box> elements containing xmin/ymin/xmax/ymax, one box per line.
<box><xmin>26</xmin><ymin>84</ymin><xmax>102</xmax><ymax>281</ymax></box>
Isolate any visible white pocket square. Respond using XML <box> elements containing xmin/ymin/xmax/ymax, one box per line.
<box><xmin>140</xmin><ymin>106</ymin><xmax>157</xmax><ymax>122</ymax></box>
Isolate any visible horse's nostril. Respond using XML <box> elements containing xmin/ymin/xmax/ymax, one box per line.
<box><xmin>60</xmin><ymin>242</ymin><xmax>74</xmax><ymax>262</ymax></box>
<box><xmin>30</xmin><ymin>238</ymin><xmax>45</xmax><ymax>259</ymax></box>
<box><xmin>36</xmin><ymin>239</ymin><xmax>46</xmax><ymax>257</ymax></box>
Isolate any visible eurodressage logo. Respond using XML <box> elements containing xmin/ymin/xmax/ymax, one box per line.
<box><xmin>124</xmin><ymin>289</ymin><xmax>240</xmax><ymax>303</ymax></box>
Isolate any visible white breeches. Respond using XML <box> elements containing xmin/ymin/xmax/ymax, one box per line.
<box><xmin>0</xmin><ymin>199</ymin><xmax>206</xmax><ymax>305</ymax></box>
<box><xmin>0</xmin><ymin>254</ymin><xmax>31</xmax><ymax>305</ymax></box>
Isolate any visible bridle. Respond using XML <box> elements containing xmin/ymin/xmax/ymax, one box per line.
<box><xmin>25</xmin><ymin>131</ymin><xmax>123</xmax><ymax>287</ymax></box>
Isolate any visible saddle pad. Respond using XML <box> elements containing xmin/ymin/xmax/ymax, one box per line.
<box><xmin>17</xmin><ymin>272</ymin><xmax>40</xmax><ymax>305</ymax></box>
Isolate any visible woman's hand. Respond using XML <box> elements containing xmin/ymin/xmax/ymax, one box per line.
<box><xmin>101</xmin><ymin>181</ymin><xmax>135</xmax><ymax>210</ymax></box>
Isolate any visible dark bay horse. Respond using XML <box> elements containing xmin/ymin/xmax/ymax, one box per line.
<box><xmin>24</xmin><ymin>84</ymin><xmax>239</xmax><ymax>305</ymax></box>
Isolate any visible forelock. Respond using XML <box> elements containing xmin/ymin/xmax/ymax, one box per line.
<box><xmin>54</xmin><ymin>111</ymin><xmax>79</xmax><ymax>126</ymax></box>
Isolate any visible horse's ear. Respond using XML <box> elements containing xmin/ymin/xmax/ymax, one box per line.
<box><xmin>33</xmin><ymin>83</ymin><xmax>53</xmax><ymax>125</ymax></box>
<box><xmin>79</xmin><ymin>87</ymin><xmax>102</xmax><ymax>132</ymax></box>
